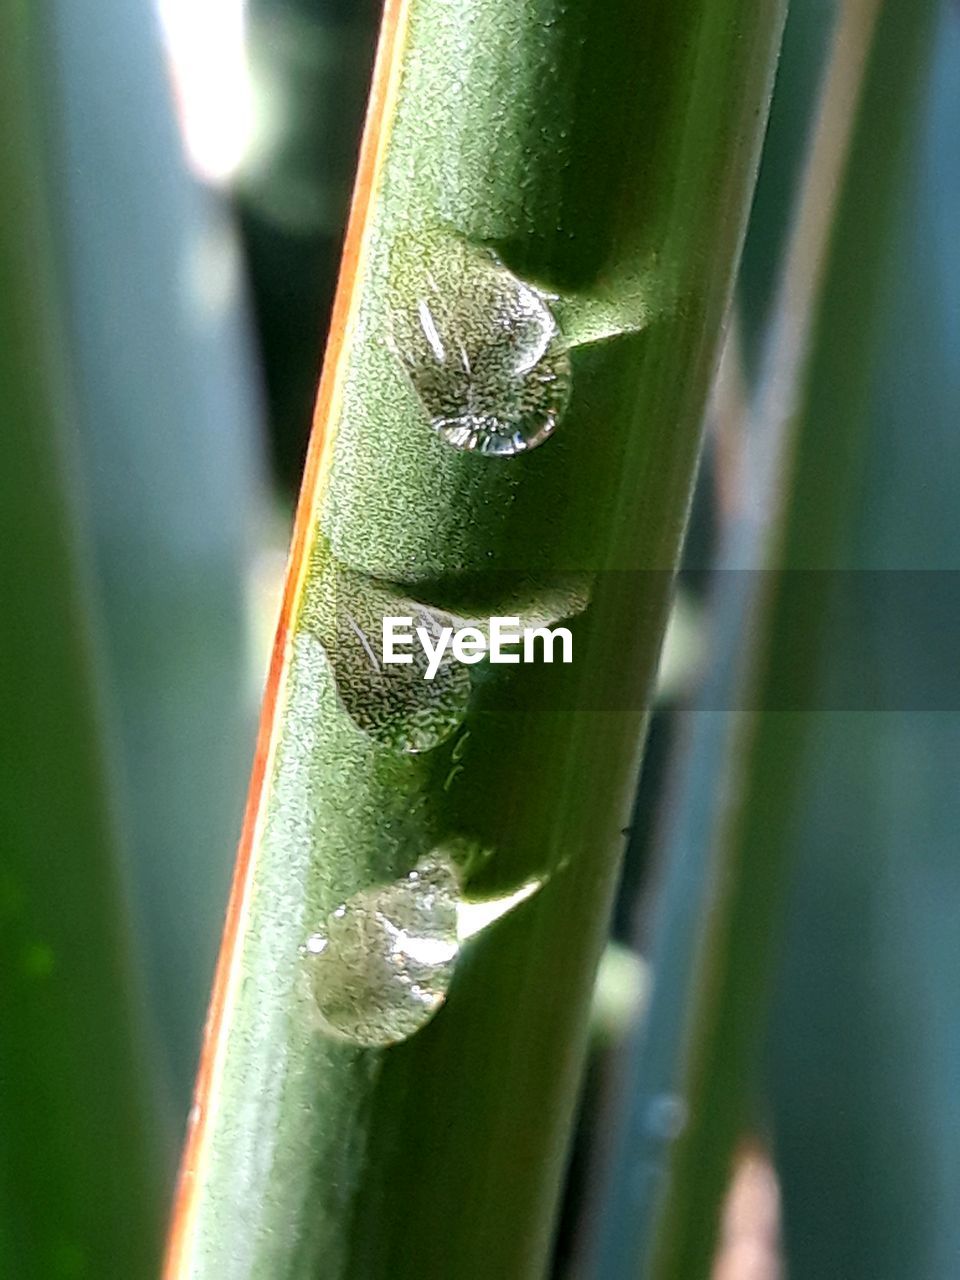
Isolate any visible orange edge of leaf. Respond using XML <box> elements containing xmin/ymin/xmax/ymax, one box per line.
<box><xmin>162</xmin><ymin>1</ymin><xmax>409</xmax><ymax>1272</ymax></box>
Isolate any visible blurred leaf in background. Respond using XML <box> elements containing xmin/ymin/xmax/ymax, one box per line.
<box><xmin>768</xmin><ymin>8</ymin><xmax>960</xmax><ymax>1277</ymax></box>
<box><xmin>736</xmin><ymin>0</ymin><xmax>838</xmax><ymax>375</ymax></box>
<box><xmin>236</xmin><ymin>0</ymin><xmax>381</xmax><ymax>495</ymax></box>
<box><xmin>582</xmin><ymin>0</ymin><xmax>946</xmax><ymax>1275</ymax></box>
<box><xmin>1</xmin><ymin>3</ymin><xmax>169</xmax><ymax>1273</ymax></box>
<box><xmin>44</xmin><ymin>0</ymin><xmax>269</xmax><ymax>1114</ymax></box>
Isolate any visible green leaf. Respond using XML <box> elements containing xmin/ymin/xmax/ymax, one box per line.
<box><xmin>0</xmin><ymin>4</ymin><xmax>167</xmax><ymax>1274</ymax></box>
<box><xmin>167</xmin><ymin>2</ymin><xmax>786</xmax><ymax>1276</ymax></box>
<box><xmin>769</xmin><ymin>10</ymin><xmax>960</xmax><ymax>1276</ymax></box>
<box><xmin>45</xmin><ymin>0</ymin><xmax>267</xmax><ymax>1110</ymax></box>
<box><xmin>737</xmin><ymin>0</ymin><xmax>838</xmax><ymax>375</ymax></box>
<box><xmin>587</xmin><ymin>1</ymin><xmax>941</xmax><ymax>1277</ymax></box>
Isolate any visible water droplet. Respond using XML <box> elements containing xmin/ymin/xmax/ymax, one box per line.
<box><xmin>389</xmin><ymin>231</ymin><xmax>570</xmax><ymax>456</ymax></box>
<box><xmin>303</xmin><ymin>854</ymin><xmax>545</xmax><ymax>1048</ymax></box>
<box><xmin>304</xmin><ymin>856</ymin><xmax>460</xmax><ymax>1048</ymax></box>
<box><xmin>331</xmin><ymin>574</ymin><xmax>471</xmax><ymax>753</ymax></box>
<box><xmin>300</xmin><ymin>547</ymin><xmax>472</xmax><ymax>754</ymax></box>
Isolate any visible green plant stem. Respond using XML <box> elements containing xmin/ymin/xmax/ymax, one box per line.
<box><xmin>167</xmin><ymin>1</ymin><xmax>786</xmax><ymax>1276</ymax></box>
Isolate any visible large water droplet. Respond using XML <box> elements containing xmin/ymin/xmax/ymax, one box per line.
<box><xmin>389</xmin><ymin>231</ymin><xmax>571</xmax><ymax>457</ymax></box>
<box><xmin>305</xmin><ymin>857</ymin><xmax>459</xmax><ymax>1048</ymax></box>
<box><xmin>304</xmin><ymin>854</ymin><xmax>544</xmax><ymax>1047</ymax></box>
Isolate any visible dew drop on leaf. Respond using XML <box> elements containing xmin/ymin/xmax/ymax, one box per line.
<box><xmin>328</xmin><ymin>568</ymin><xmax>471</xmax><ymax>754</ymax></box>
<box><xmin>303</xmin><ymin>854</ymin><xmax>545</xmax><ymax>1048</ymax></box>
<box><xmin>304</xmin><ymin>856</ymin><xmax>460</xmax><ymax>1048</ymax></box>
<box><xmin>388</xmin><ymin>231</ymin><xmax>571</xmax><ymax>457</ymax></box>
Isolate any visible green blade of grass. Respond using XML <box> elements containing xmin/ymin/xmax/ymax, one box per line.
<box><xmin>45</xmin><ymin>0</ymin><xmax>267</xmax><ymax>1111</ymax></box>
<box><xmin>588</xmin><ymin>0</ymin><xmax>941</xmax><ymax>1276</ymax></box>
<box><xmin>0</xmin><ymin>4</ymin><xmax>167</xmax><ymax>1274</ymax></box>
<box><xmin>166</xmin><ymin>1</ymin><xmax>786</xmax><ymax>1276</ymax></box>
<box><xmin>769</xmin><ymin>10</ymin><xmax>960</xmax><ymax>1275</ymax></box>
<box><xmin>736</xmin><ymin>0</ymin><xmax>837</xmax><ymax>378</ymax></box>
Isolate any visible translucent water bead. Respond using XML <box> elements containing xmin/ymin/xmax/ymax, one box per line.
<box><xmin>388</xmin><ymin>231</ymin><xmax>571</xmax><ymax>457</ymax></box>
<box><xmin>328</xmin><ymin>568</ymin><xmax>471</xmax><ymax>754</ymax></box>
<box><xmin>303</xmin><ymin>854</ymin><xmax>543</xmax><ymax>1048</ymax></box>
